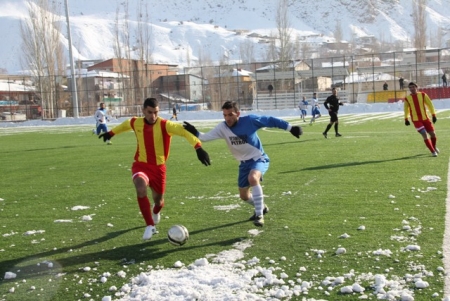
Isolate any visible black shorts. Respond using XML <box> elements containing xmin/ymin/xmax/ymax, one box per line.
<box><xmin>329</xmin><ymin>111</ymin><xmax>338</xmax><ymax>122</ymax></box>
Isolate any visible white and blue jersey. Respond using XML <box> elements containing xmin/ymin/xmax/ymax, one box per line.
<box><xmin>198</xmin><ymin>114</ymin><xmax>291</xmax><ymax>162</ymax></box>
<box><xmin>197</xmin><ymin>114</ymin><xmax>292</xmax><ymax>187</ymax></box>
<box><xmin>94</xmin><ymin>108</ymin><xmax>110</xmax><ymax>135</ymax></box>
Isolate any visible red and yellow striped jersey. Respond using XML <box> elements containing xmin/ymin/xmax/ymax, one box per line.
<box><xmin>111</xmin><ymin>117</ymin><xmax>202</xmax><ymax>165</ymax></box>
<box><xmin>404</xmin><ymin>92</ymin><xmax>435</xmax><ymax>122</ymax></box>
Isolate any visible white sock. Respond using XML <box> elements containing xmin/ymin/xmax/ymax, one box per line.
<box><xmin>252</xmin><ymin>185</ymin><xmax>264</xmax><ymax>216</ymax></box>
<box><xmin>245</xmin><ymin>194</ymin><xmax>255</xmax><ymax>206</ymax></box>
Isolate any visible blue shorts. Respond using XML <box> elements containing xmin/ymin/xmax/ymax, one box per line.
<box><xmin>238</xmin><ymin>157</ymin><xmax>269</xmax><ymax>188</ymax></box>
<box><xmin>301</xmin><ymin>109</ymin><xmax>307</xmax><ymax>115</ymax></box>
<box><xmin>312</xmin><ymin>107</ymin><xmax>321</xmax><ymax>115</ymax></box>
<box><xmin>96</xmin><ymin>123</ymin><xmax>108</xmax><ymax>135</ymax></box>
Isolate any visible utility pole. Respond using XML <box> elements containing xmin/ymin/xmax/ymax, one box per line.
<box><xmin>64</xmin><ymin>0</ymin><xmax>79</xmax><ymax>118</ymax></box>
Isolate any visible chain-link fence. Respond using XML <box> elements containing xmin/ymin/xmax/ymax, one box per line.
<box><xmin>1</xmin><ymin>48</ymin><xmax>449</xmax><ymax>121</ymax></box>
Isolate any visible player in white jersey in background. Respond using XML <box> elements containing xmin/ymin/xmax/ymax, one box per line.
<box><xmin>183</xmin><ymin>101</ymin><xmax>302</xmax><ymax>227</ymax></box>
<box><xmin>94</xmin><ymin>102</ymin><xmax>112</xmax><ymax>144</ymax></box>
<box><xmin>309</xmin><ymin>92</ymin><xmax>322</xmax><ymax>125</ymax></box>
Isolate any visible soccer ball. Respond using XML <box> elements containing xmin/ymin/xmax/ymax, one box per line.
<box><xmin>167</xmin><ymin>225</ymin><xmax>189</xmax><ymax>246</ymax></box>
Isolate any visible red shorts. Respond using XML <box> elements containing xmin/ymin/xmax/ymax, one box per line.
<box><xmin>131</xmin><ymin>162</ymin><xmax>166</xmax><ymax>194</ymax></box>
<box><xmin>412</xmin><ymin>119</ymin><xmax>434</xmax><ymax>133</ymax></box>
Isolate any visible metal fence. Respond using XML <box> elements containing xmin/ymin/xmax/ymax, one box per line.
<box><xmin>1</xmin><ymin>48</ymin><xmax>449</xmax><ymax>121</ymax></box>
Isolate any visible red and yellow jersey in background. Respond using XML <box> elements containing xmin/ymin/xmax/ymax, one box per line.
<box><xmin>111</xmin><ymin>117</ymin><xmax>201</xmax><ymax>165</ymax></box>
<box><xmin>404</xmin><ymin>92</ymin><xmax>436</xmax><ymax>121</ymax></box>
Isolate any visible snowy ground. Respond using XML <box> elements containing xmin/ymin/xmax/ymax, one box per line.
<box><xmin>2</xmin><ymin>101</ymin><xmax>450</xmax><ymax>301</ymax></box>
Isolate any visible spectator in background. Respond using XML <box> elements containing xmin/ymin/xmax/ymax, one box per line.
<box><xmin>442</xmin><ymin>74</ymin><xmax>447</xmax><ymax>87</ymax></box>
<box><xmin>267</xmin><ymin>84</ymin><xmax>274</xmax><ymax>96</ymax></box>
<box><xmin>383</xmin><ymin>82</ymin><xmax>388</xmax><ymax>90</ymax></box>
<box><xmin>399</xmin><ymin>76</ymin><xmax>404</xmax><ymax>89</ymax></box>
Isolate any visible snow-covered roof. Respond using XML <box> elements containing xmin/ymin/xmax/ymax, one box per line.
<box><xmin>0</xmin><ymin>80</ymin><xmax>35</xmax><ymax>92</ymax></box>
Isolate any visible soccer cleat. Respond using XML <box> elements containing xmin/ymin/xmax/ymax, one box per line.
<box><xmin>322</xmin><ymin>132</ymin><xmax>328</xmax><ymax>139</ymax></box>
<box><xmin>335</xmin><ymin>133</ymin><xmax>342</xmax><ymax>137</ymax></box>
<box><xmin>143</xmin><ymin>225</ymin><xmax>157</xmax><ymax>240</ymax></box>
<box><xmin>432</xmin><ymin>152</ymin><xmax>438</xmax><ymax>157</ymax></box>
<box><xmin>107</xmin><ymin>140</ymin><xmax>112</xmax><ymax>145</ymax></box>
<box><xmin>435</xmin><ymin>147</ymin><xmax>440</xmax><ymax>154</ymax></box>
<box><xmin>92</xmin><ymin>129</ymin><xmax>96</xmax><ymax>135</ymax></box>
<box><xmin>249</xmin><ymin>205</ymin><xmax>269</xmax><ymax>221</ymax></box>
<box><xmin>253</xmin><ymin>215</ymin><xmax>264</xmax><ymax>227</ymax></box>
<box><xmin>152</xmin><ymin>206</ymin><xmax>161</xmax><ymax>225</ymax></box>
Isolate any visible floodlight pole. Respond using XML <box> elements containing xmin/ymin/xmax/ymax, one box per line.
<box><xmin>64</xmin><ymin>0</ymin><xmax>79</xmax><ymax>118</ymax></box>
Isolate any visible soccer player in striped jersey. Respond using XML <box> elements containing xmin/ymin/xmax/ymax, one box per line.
<box><xmin>183</xmin><ymin>101</ymin><xmax>302</xmax><ymax>227</ymax></box>
<box><xmin>404</xmin><ymin>82</ymin><xmax>439</xmax><ymax>156</ymax></box>
<box><xmin>99</xmin><ymin>98</ymin><xmax>211</xmax><ymax>240</ymax></box>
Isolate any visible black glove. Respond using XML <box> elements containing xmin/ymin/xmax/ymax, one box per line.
<box><xmin>339</xmin><ymin>102</ymin><xmax>344</xmax><ymax>106</ymax></box>
<box><xmin>404</xmin><ymin>119</ymin><xmax>410</xmax><ymax>126</ymax></box>
<box><xmin>432</xmin><ymin>116</ymin><xmax>437</xmax><ymax>124</ymax></box>
<box><xmin>99</xmin><ymin>132</ymin><xmax>113</xmax><ymax>142</ymax></box>
<box><xmin>196</xmin><ymin>147</ymin><xmax>210</xmax><ymax>166</ymax></box>
<box><xmin>290</xmin><ymin>126</ymin><xmax>303</xmax><ymax>138</ymax></box>
<box><xmin>183</xmin><ymin>121</ymin><xmax>198</xmax><ymax>136</ymax></box>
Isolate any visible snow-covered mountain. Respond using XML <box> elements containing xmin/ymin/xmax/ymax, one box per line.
<box><xmin>0</xmin><ymin>0</ymin><xmax>450</xmax><ymax>74</ymax></box>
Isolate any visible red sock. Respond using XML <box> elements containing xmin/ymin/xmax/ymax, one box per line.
<box><xmin>431</xmin><ymin>137</ymin><xmax>437</xmax><ymax>148</ymax></box>
<box><xmin>137</xmin><ymin>196</ymin><xmax>154</xmax><ymax>226</ymax></box>
<box><xmin>153</xmin><ymin>201</ymin><xmax>164</xmax><ymax>214</ymax></box>
<box><xmin>424</xmin><ymin>139</ymin><xmax>435</xmax><ymax>152</ymax></box>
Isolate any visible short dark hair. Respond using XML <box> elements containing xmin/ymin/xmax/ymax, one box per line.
<box><xmin>408</xmin><ymin>82</ymin><xmax>418</xmax><ymax>87</ymax></box>
<box><xmin>222</xmin><ymin>101</ymin><xmax>239</xmax><ymax>112</ymax></box>
<box><xmin>143</xmin><ymin>98</ymin><xmax>158</xmax><ymax>108</ymax></box>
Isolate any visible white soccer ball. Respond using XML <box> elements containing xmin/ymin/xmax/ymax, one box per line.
<box><xmin>167</xmin><ymin>225</ymin><xmax>189</xmax><ymax>246</ymax></box>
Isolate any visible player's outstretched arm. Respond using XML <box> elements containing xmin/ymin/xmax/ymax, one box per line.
<box><xmin>99</xmin><ymin>131</ymin><xmax>114</xmax><ymax>142</ymax></box>
<box><xmin>195</xmin><ymin>147</ymin><xmax>211</xmax><ymax>166</ymax></box>
<box><xmin>290</xmin><ymin>126</ymin><xmax>303</xmax><ymax>138</ymax></box>
<box><xmin>183</xmin><ymin>122</ymin><xmax>199</xmax><ymax>137</ymax></box>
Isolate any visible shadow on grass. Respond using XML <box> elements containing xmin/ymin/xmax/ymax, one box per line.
<box><xmin>263</xmin><ymin>139</ymin><xmax>311</xmax><ymax>147</ymax></box>
<box><xmin>0</xmin><ymin>220</ymin><xmax>248</xmax><ymax>281</ymax></box>
<box><xmin>279</xmin><ymin>154</ymin><xmax>425</xmax><ymax>173</ymax></box>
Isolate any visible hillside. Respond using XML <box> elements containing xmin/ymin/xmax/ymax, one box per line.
<box><xmin>0</xmin><ymin>0</ymin><xmax>449</xmax><ymax>74</ymax></box>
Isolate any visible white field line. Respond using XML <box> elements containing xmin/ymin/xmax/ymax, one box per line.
<box><xmin>444</xmin><ymin>158</ymin><xmax>450</xmax><ymax>296</ymax></box>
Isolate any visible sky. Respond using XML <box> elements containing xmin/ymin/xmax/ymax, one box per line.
<box><xmin>2</xmin><ymin>102</ymin><xmax>450</xmax><ymax>301</ymax></box>
<box><xmin>0</xmin><ymin>0</ymin><xmax>450</xmax><ymax>74</ymax></box>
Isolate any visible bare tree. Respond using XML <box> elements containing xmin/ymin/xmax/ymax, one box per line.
<box><xmin>264</xmin><ymin>31</ymin><xmax>278</xmax><ymax>62</ymax></box>
<box><xmin>334</xmin><ymin>20</ymin><xmax>343</xmax><ymax>43</ymax></box>
<box><xmin>113</xmin><ymin>0</ymin><xmax>134</xmax><ymax>106</ymax></box>
<box><xmin>134</xmin><ymin>1</ymin><xmax>153</xmax><ymax>101</ymax></box>
<box><xmin>412</xmin><ymin>0</ymin><xmax>427</xmax><ymax>61</ymax></box>
<box><xmin>239</xmin><ymin>39</ymin><xmax>255</xmax><ymax>69</ymax></box>
<box><xmin>20</xmin><ymin>0</ymin><xmax>66</xmax><ymax>118</ymax></box>
<box><xmin>276</xmin><ymin>0</ymin><xmax>294</xmax><ymax>69</ymax></box>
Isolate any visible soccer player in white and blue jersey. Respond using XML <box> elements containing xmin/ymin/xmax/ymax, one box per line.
<box><xmin>94</xmin><ymin>103</ymin><xmax>111</xmax><ymax>144</ymax></box>
<box><xmin>183</xmin><ymin>101</ymin><xmax>302</xmax><ymax>227</ymax></box>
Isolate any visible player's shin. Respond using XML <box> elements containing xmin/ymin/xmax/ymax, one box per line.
<box><xmin>424</xmin><ymin>139</ymin><xmax>435</xmax><ymax>153</ymax></box>
<box><xmin>137</xmin><ymin>196</ymin><xmax>154</xmax><ymax>226</ymax></box>
<box><xmin>252</xmin><ymin>185</ymin><xmax>264</xmax><ymax>216</ymax></box>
